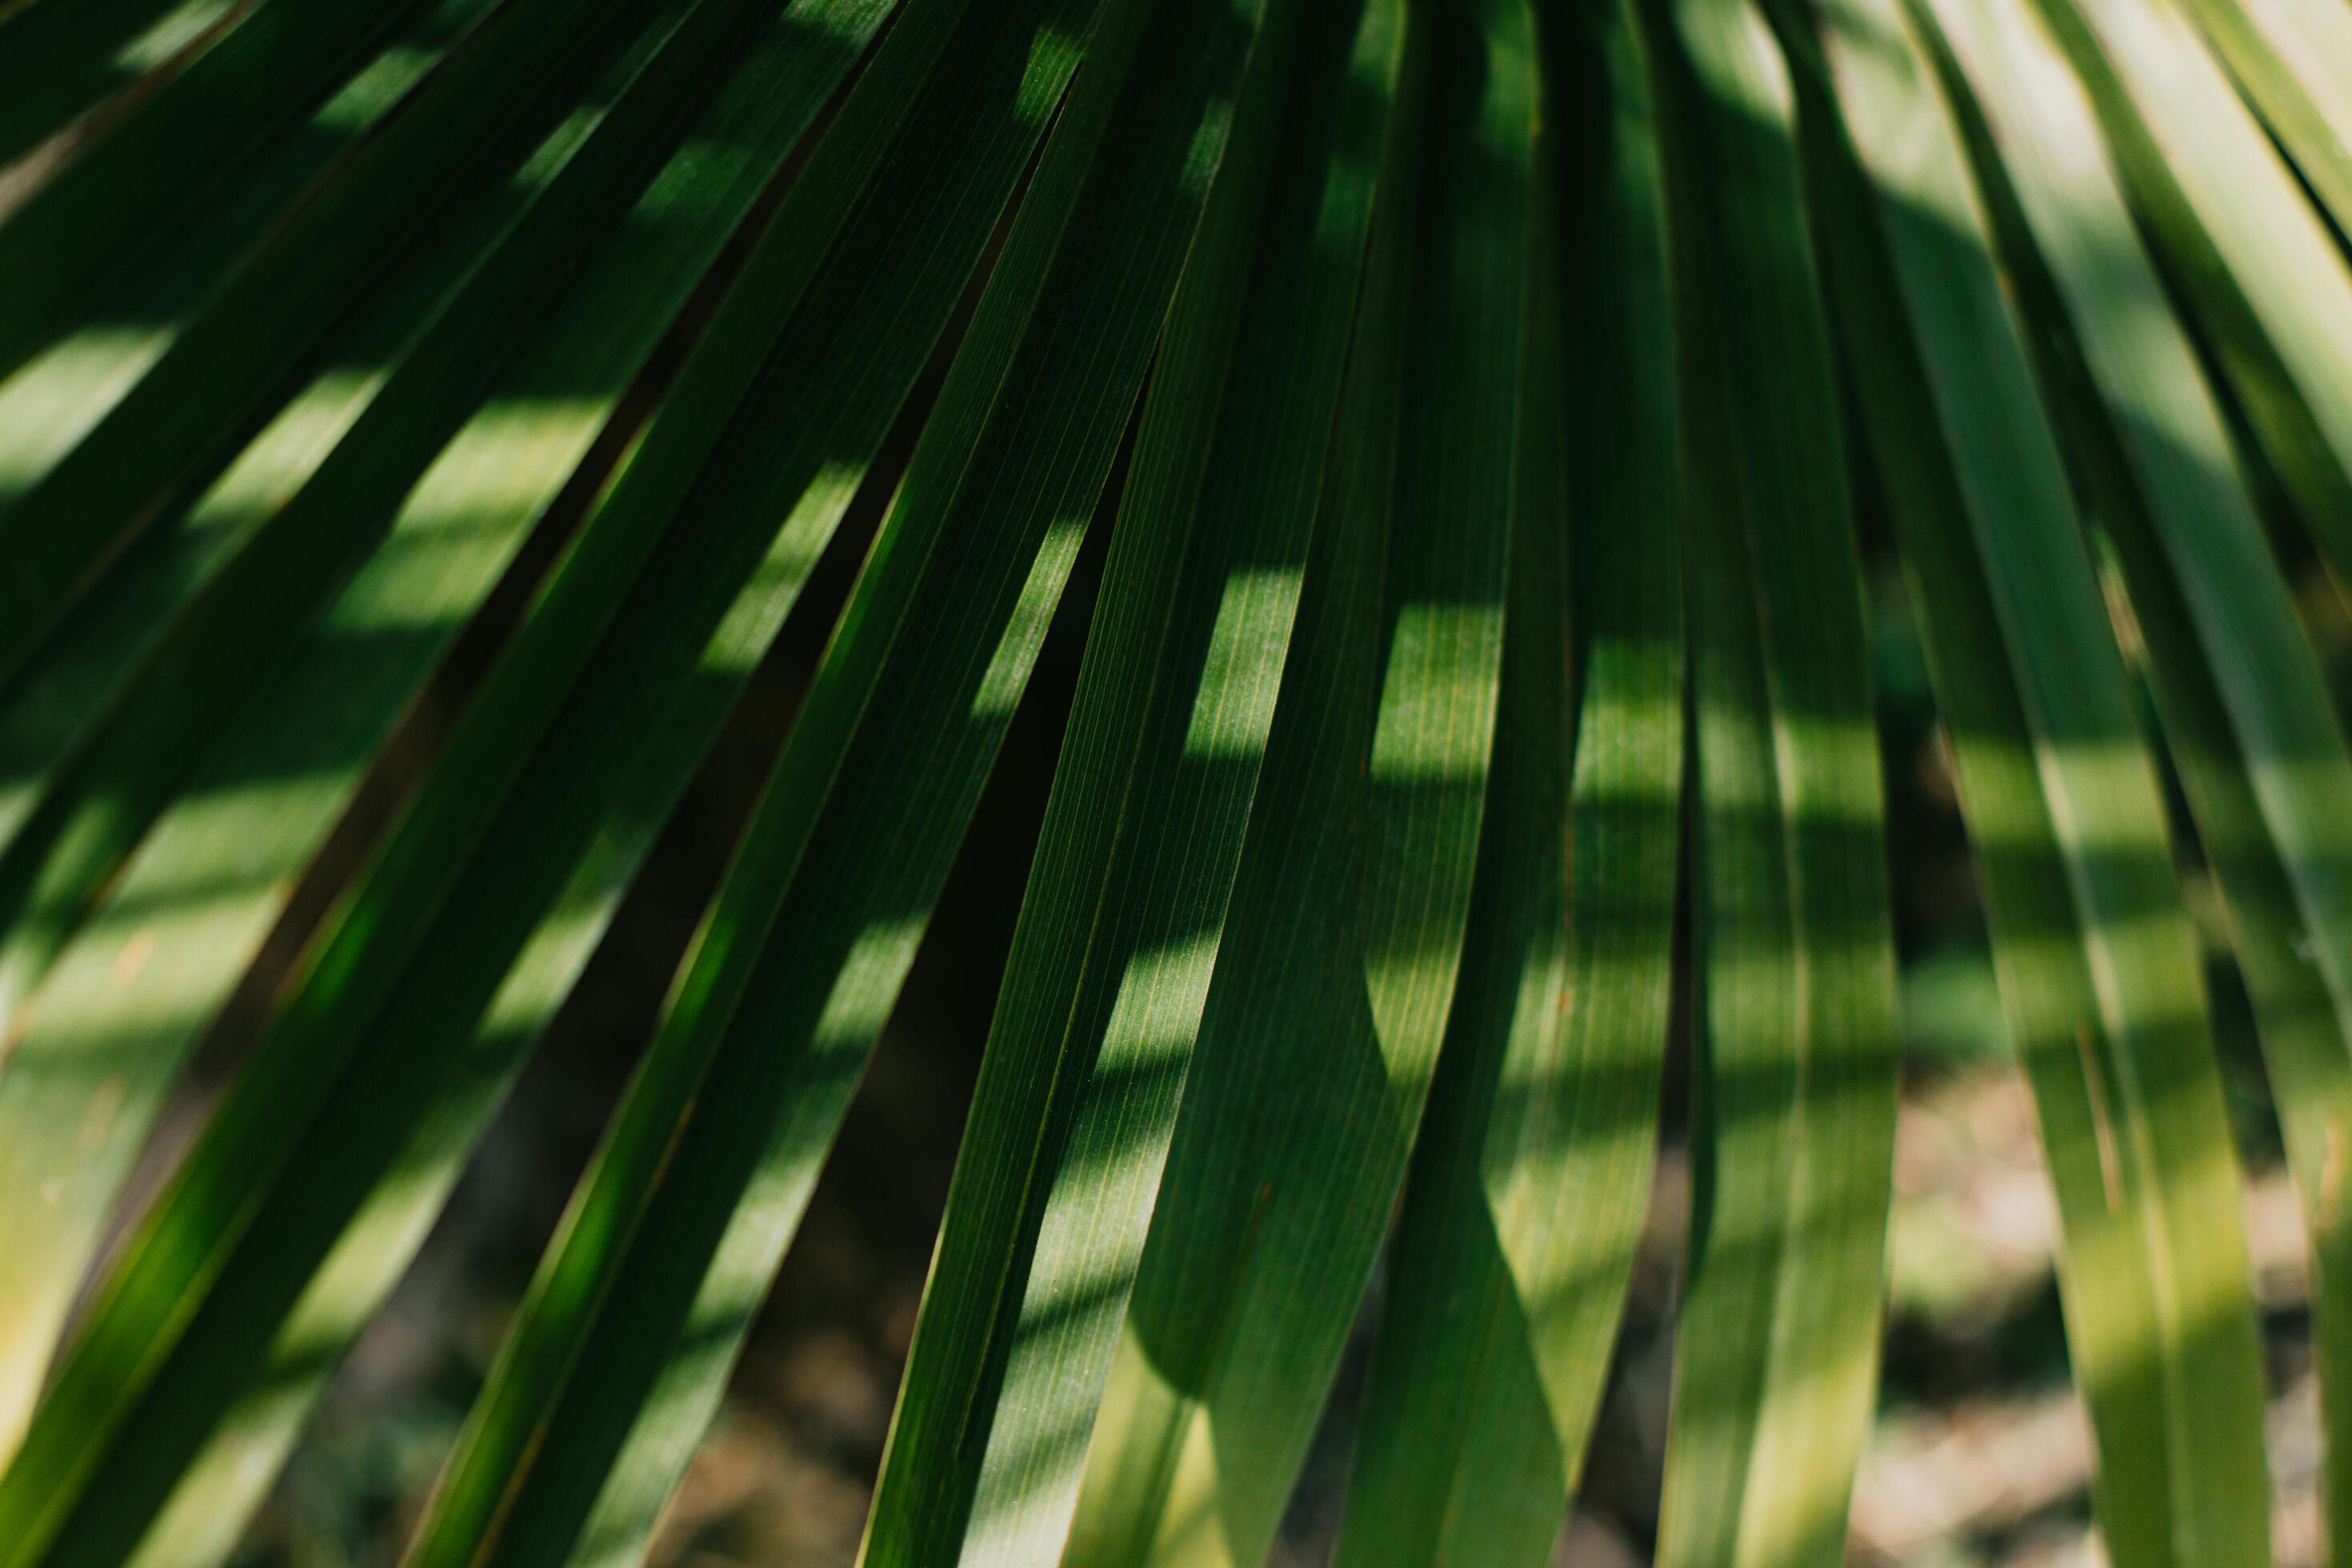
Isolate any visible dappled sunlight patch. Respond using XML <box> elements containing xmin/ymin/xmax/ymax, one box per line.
<box><xmin>701</xmin><ymin>461</ymin><xmax>873</xmax><ymax>678</ymax></box>
<box><xmin>1181</xmin><ymin>567</ymin><xmax>1302</xmax><ymax>760</ymax></box>
<box><xmin>190</xmin><ymin>369</ymin><xmax>390</xmax><ymax>518</ymax></box>
<box><xmin>1019</xmin><ymin>24</ymin><xmax>1086</xmax><ymax>125</ymax></box>
<box><xmin>811</xmin><ymin>915</ymin><xmax>930</xmax><ymax>1051</ymax></box>
<box><xmin>111</xmin><ymin>0</ymin><xmax>240</xmax><ymax>73</ymax></box>
<box><xmin>308</xmin><ymin>43</ymin><xmax>444</xmax><ymax>131</ymax></box>
<box><xmin>1098</xmin><ymin>932</ymin><xmax>1224</xmax><ymax>1065</ymax></box>
<box><xmin>1366</xmin><ymin>601</ymin><xmax>1502</xmax><ymax>782</ymax></box>
<box><xmin>392</xmin><ymin>398</ymin><xmax>617</xmax><ymax>530</ymax></box>
<box><xmin>974</xmin><ymin>518</ymin><xmax>1090</xmax><ymax>718</ymax></box>
<box><xmin>0</xmin><ymin>326</ymin><xmax>172</xmax><ymax>495</ymax></box>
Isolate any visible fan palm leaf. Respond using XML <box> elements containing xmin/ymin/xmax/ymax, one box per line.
<box><xmin>0</xmin><ymin>0</ymin><xmax>2344</xmax><ymax>1561</ymax></box>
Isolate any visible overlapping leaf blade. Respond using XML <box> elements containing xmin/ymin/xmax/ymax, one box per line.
<box><xmin>1909</xmin><ymin>0</ymin><xmax>2352</xmax><ymax>1551</ymax></box>
<box><xmin>2163</xmin><ymin>0</ymin><xmax>2352</xmax><ymax>241</ymax></box>
<box><xmin>396</xmin><ymin>0</ymin><xmax>1273</xmax><ymax>1556</ymax></box>
<box><xmin>2026</xmin><ymin>0</ymin><xmax>2352</xmax><ymax>589</ymax></box>
<box><xmin>0</xmin><ymin>0</ymin><xmax>448</xmax><ymax>379</ymax></box>
<box><xmin>1326</xmin><ymin>0</ymin><xmax>1682</xmax><ymax>1558</ymax></box>
<box><xmin>0</xmin><ymin>0</ymin><xmax>507</xmax><ymax>844</ymax></box>
<box><xmin>1797</xmin><ymin>0</ymin><xmax>2274</xmax><ymax>1555</ymax></box>
<box><xmin>1061</xmin><ymin>2</ymin><xmax>1535</xmax><ymax>1561</ymax></box>
<box><xmin>0</xmin><ymin>0</ymin><xmax>662</xmax><ymax>678</ymax></box>
<box><xmin>1638</xmin><ymin>0</ymin><xmax>1902</xmax><ymax>1558</ymax></box>
<box><xmin>0</xmin><ymin>0</ymin><xmax>907</xmax><ymax>1554</ymax></box>
<box><xmin>0</xmin><ymin>0</ymin><xmax>238</xmax><ymax>166</ymax></box>
<box><xmin>0</xmin><ymin>0</ymin><xmax>853</xmax><ymax>1466</ymax></box>
<box><xmin>862</xmin><ymin>1</ymin><xmax>1406</xmax><ymax>1560</ymax></box>
<box><xmin>0</xmin><ymin>0</ymin><xmax>2339</xmax><ymax>1559</ymax></box>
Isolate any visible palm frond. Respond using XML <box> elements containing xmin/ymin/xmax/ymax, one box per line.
<box><xmin>0</xmin><ymin>0</ymin><xmax>2347</xmax><ymax>1561</ymax></box>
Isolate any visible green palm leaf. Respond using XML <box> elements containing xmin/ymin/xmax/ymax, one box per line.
<box><xmin>1799</xmin><ymin>0</ymin><xmax>2273</xmax><ymax>1553</ymax></box>
<box><xmin>0</xmin><ymin>0</ymin><xmax>2343</xmax><ymax>1560</ymax></box>
<box><xmin>0</xmin><ymin>0</ymin><xmax>894</xmax><ymax>1551</ymax></box>
<box><xmin>1913</xmin><ymin>0</ymin><xmax>2352</xmax><ymax>1550</ymax></box>
<box><xmin>404</xmin><ymin>1</ymin><xmax>1258</xmax><ymax>1556</ymax></box>
<box><xmin>1058</xmin><ymin>2</ymin><xmax>1540</xmax><ymax>1560</ymax></box>
<box><xmin>1638</xmin><ymin>0</ymin><xmax>1903</xmax><ymax>1558</ymax></box>
<box><xmin>0</xmin><ymin>0</ymin><xmax>870</xmax><ymax>1462</ymax></box>
<box><xmin>2031</xmin><ymin>0</ymin><xmax>2352</xmax><ymax>589</ymax></box>
<box><xmin>1327</xmin><ymin>2</ymin><xmax>1682</xmax><ymax>1560</ymax></box>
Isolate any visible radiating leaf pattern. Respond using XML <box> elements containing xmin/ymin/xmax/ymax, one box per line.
<box><xmin>0</xmin><ymin>0</ymin><xmax>2346</xmax><ymax>1560</ymax></box>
